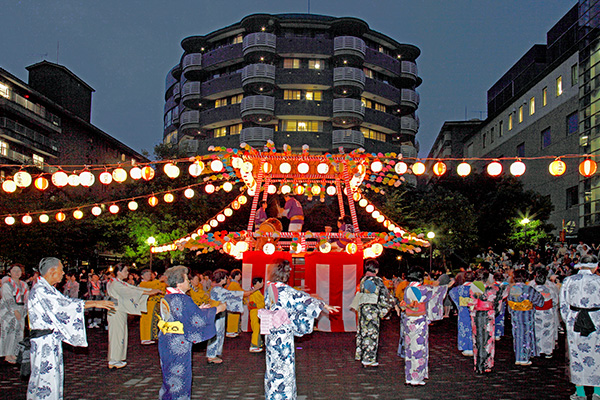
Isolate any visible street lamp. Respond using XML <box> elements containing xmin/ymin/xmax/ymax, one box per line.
<box><xmin>427</xmin><ymin>231</ymin><xmax>435</xmax><ymax>273</ymax></box>
<box><xmin>147</xmin><ymin>236</ymin><xmax>156</xmax><ymax>271</ymax></box>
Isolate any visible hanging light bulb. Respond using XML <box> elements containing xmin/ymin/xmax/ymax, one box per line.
<box><xmin>457</xmin><ymin>162</ymin><xmax>471</xmax><ymax>177</ymax></box>
<box><xmin>184</xmin><ymin>188</ymin><xmax>195</xmax><ymax>199</ymax></box>
<box><xmin>52</xmin><ymin>171</ymin><xmax>68</xmax><ymax>187</ymax></box>
<box><xmin>79</xmin><ymin>171</ymin><xmax>95</xmax><ymax>187</ymax></box>
<box><xmin>14</xmin><ymin>171</ymin><xmax>32</xmax><ymax>188</ymax></box>
<box><xmin>109</xmin><ymin>204</ymin><xmax>119</xmax><ymax>214</ymax></box>
<box><xmin>91</xmin><ymin>206</ymin><xmax>102</xmax><ymax>216</ymax></box>
<box><xmin>130</xmin><ymin>166</ymin><xmax>142</xmax><ymax>180</ymax></box>
<box><xmin>34</xmin><ymin>176</ymin><xmax>49</xmax><ymax>191</ymax></box>
<box><xmin>39</xmin><ymin>214</ymin><xmax>49</xmax><ymax>223</ymax></box>
<box><xmin>128</xmin><ymin>201</ymin><xmax>139</xmax><ymax>211</ymax></box>
<box><xmin>99</xmin><ymin>171</ymin><xmax>113</xmax><ymax>185</ymax></box>
<box><xmin>189</xmin><ymin>160</ymin><xmax>205</xmax><ymax>177</ymax></box>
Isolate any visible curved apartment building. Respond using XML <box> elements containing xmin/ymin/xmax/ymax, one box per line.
<box><xmin>164</xmin><ymin>13</ymin><xmax>421</xmax><ymax>156</ymax></box>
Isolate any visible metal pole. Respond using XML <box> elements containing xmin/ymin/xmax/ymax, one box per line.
<box><xmin>429</xmin><ymin>244</ymin><xmax>432</xmax><ymax>273</ymax></box>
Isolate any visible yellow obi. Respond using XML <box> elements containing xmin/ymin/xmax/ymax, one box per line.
<box><xmin>459</xmin><ymin>297</ymin><xmax>472</xmax><ymax>307</ymax></box>
<box><xmin>157</xmin><ymin>319</ymin><xmax>184</xmax><ymax>334</ymax></box>
<box><xmin>508</xmin><ymin>299</ymin><xmax>533</xmax><ymax>311</ymax></box>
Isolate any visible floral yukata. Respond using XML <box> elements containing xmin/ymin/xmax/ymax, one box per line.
<box><xmin>401</xmin><ymin>282</ymin><xmax>447</xmax><ymax>384</ymax></box>
<box><xmin>494</xmin><ymin>281</ymin><xmax>509</xmax><ymax>339</ymax></box>
<box><xmin>262</xmin><ymin>281</ymin><xmax>324</xmax><ymax>400</ymax></box>
<box><xmin>449</xmin><ymin>283</ymin><xmax>473</xmax><ymax>352</ymax></box>
<box><xmin>355</xmin><ymin>275</ymin><xmax>395</xmax><ymax>365</ymax></box>
<box><xmin>560</xmin><ymin>269</ymin><xmax>600</xmax><ymax>387</ymax></box>
<box><xmin>206</xmin><ymin>285</ymin><xmax>244</xmax><ymax>358</ymax></box>
<box><xmin>27</xmin><ymin>277</ymin><xmax>86</xmax><ymax>400</ymax></box>
<box><xmin>158</xmin><ymin>289</ymin><xmax>217</xmax><ymax>400</ymax></box>
<box><xmin>530</xmin><ymin>281</ymin><xmax>559</xmax><ymax>356</ymax></box>
<box><xmin>0</xmin><ymin>277</ymin><xmax>28</xmax><ymax>359</ymax></box>
<box><xmin>507</xmin><ymin>282</ymin><xmax>544</xmax><ymax>363</ymax></box>
<box><xmin>469</xmin><ymin>283</ymin><xmax>505</xmax><ymax>373</ymax></box>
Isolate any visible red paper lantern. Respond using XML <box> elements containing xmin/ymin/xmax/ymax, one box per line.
<box><xmin>432</xmin><ymin>161</ymin><xmax>447</xmax><ymax>176</ymax></box>
<box><xmin>579</xmin><ymin>159</ymin><xmax>597</xmax><ymax>177</ymax></box>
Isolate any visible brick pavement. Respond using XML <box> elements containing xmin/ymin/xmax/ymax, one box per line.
<box><xmin>1</xmin><ymin>315</ymin><xmax>575</xmax><ymax>400</ymax></box>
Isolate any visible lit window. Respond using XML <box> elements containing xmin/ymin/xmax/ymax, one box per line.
<box><xmin>361</xmin><ymin>97</ymin><xmax>372</xmax><ymax>108</ymax></box>
<box><xmin>529</xmin><ymin>97</ymin><xmax>535</xmax><ymax>115</ymax></box>
<box><xmin>230</xmin><ymin>94</ymin><xmax>243</xmax><ymax>104</ymax></box>
<box><xmin>363</xmin><ymin>68</ymin><xmax>374</xmax><ymax>79</ymax></box>
<box><xmin>284</xmin><ymin>90</ymin><xmax>302</xmax><ymax>100</ymax></box>
<box><xmin>571</xmin><ymin>64</ymin><xmax>578</xmax><ymax>86</ymax></box>
<box><xmin>360</xmin><ymin>127</ymin><xmax>385</xmax><ymax>142</ymax></box>
<box><xmin>499</xmin><ymin>120</ymin><xmax>504</xmax><ymax>137</ymax></box>
<box><xmin>215</xmin><ymin>98</ymin><xmax>228</xmax><ymax>108</ymax></box>
<box><xmin>214</xmin><ymin>127</ymin><xmax>227</xmax><ymax>137</ymax></box>
<box><xmin>543</xmin><ymin>87</ymin><xmax>547</xmax><ymax>106</ymax></box>
<box><xmin>305</xmin><ymin>91</ymin><xmax>322</xmax><ymax>101</ymax></box>
<box><xmin>230</xmin><ymin>123</ymin><xmax>242</xmax><ymax>135</ymax></box>
<box><xmin>33</xmin><ymin>154</ymin><xmax>44</xmax><ymax>167</ymax></box>
<box><xmin>283</xmin><ymin>58</ymin><xmax>300</xmax><ymax>69</ymax></box>
<box><xmin>556</xmin><ymin>76</ymin><xmax>563</xmax><ymax>96</ymax></box>
<box><xmin>0</xmin><ymin>83</ymin><xmax>9</xmax><ymax>99</ymax></box>
<box><xmin>308</xmin><ymin>60</ymin><xmax>322</xmax><ymax>70</ymax></box>
<box><xmin>232</xmin><ymin>34</ymin><xmax>243</xmax><ymax>44</ymax></box>
<box><xmin>518</xmin><ymin>105</ymin><xmax>523</xmax><ymax>123</ymax></box>
<box><xmin>282</xmin><ymin>120</ymin><xmax>322</xmax><ymax>132</ymax></box>
<box><xmin>541</xmin><ymin>127</ymin><xmax>551</xmax><ymax>148</ymax></box>
<box><xmin>508</xmin><ymin>113</ymin><xmax>513</xmax><ymax>130</ymax></box>
<box><xmin>375</xmin><ymin>103</ymin><xmax>386</xmax><ymax>112</ymax></box>
<box><xmin>0</xmin><ymin>140</ymin><xmax>7</xmax><ymax>156</ymax></box>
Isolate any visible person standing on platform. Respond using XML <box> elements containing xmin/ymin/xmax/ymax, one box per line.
<box><xmin>560</xmin><ymin>254</ymin><xmax>600</xmax><ymax>400</ymax></box>
<box><xmin>139</xmin><ymin>268</ymin><xmax>166</xmax><ymax>345</ymax></box>
<box><xmin>226</xmin><ymin>269</ymin><xmax>244</xmax><ymax>338</ymax></box>
<box><xmin>0</xmin><ymin>265</ymin><xmax>28</xmax><ymax>364</ymax></box>
<box><xmin>282</xmin><ymin>194</ymin><xmax>304</xmax><ymax>232</ymax></box>
<box><xmin>106</xmin><ymin>264</ymin><xmax>161</xmax><ymax>369</ymax></box>
<box><xmin>248</xmin><ymin>277</ymin><xmax>265</xmax><ymax>352</ymax></box>
<box><xmin>27</xmin><ymin>257</ymin><xmax>113</xmax><ymax>400</ymax></box>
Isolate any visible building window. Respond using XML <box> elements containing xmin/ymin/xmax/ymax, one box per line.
<box><xmin>282</xmin><ymin>120</ymin><xmax>323</xmax><ymax>132</ymax></box>
<box><xmin>360</xmin><ymin>127</ymin><xmax>386</xmax><ymax>142</ymax></box>
<box><xmin>232</xmin><ymin>34</ymin><xmax>243</xmax><ymax>44</ymax></box>
<box><xmin>363</xmin><ymin>68</ymin><xmax>374</xmax><ymax>79</ymax></box>
<box><xmin>361</xmin><ymin>97</ymin><xmax>385</xmax><ymax>111</ymax></box>
<box><xmin>308</xmin><ymin>59</ymin><xmax>322</xmax><ymax>70</ymax></box>
<box><xmin>214</xmin><ymin>127</ymin><xmax>227</xmax><ymax>137</ymax></box>
<box><xmin>0</xmin><ymin>140</ymin><xmax>7</xmax><ymax>156</ymax></box>
<box><xmin>0</xmin><ymin>83</ymin><xmax>9</xmax><ymax>98</ymax></box>
<box><xmin>499</xmin><ymin>120</ymin><xmax>504</xmax><ymax>137</ymax></box>
<box><xmin>230</xmin><ymin>94</ymin><xmax>243</xmax><ymax>104</ymax></box>
<box><xmin>541</xmin><ymin>127</ymin><xmax>551</xmax><ymax>148</ymax></box>
<box><xmin>567</xmin><ymin>112</ymin><xmax>578</xmax><ymax>135</ymax></box>
<box><xmin>529</xmin><ymin>97</ymin><xmax>535</xmax><ymax>115</ymax></box>
<box><xmin>543</xmin><ymin>87</ymin><xmax>547</xmax><ymax>106</ymax></box>
<box><xmin>229</xmin><ymin>123</ymin><xmax>242</xmax><ymax>135</ymax></box>
<box><xmin>482</xmin><ymin>133</ymin><xmax>486</xmax><ymax>148</ymax></box>
<box><xmin>556</xmin><ymin>76</ymin><xmax>563</xmax><ymax>96</ymax></box>
<box><xmin>571</xmin><ymin>64</ymin><xmax>578</xmax><ymax>86</ymax></box>
<box><xmin>283</xmin><ymin>90</ymin><xmax>302</xmax><ymax>100</ymax></box>
<box><xmin>215</xmin><ymin>97</ymin><xmax>228</xmax><ymax>108</ymax></box>
<box><xmin>508</xmin><ymin>113</ymin><xmax>513</xmax><ymax>130</ymax></box>
<box><xmin>164</xmin><ymin>130</ymin><xmax>178</xmax><ymax>144</ymax></box>
<box><xmin>490</xmin><ymin>127</ymin><xmax>494</xmax><ymax>143</ymax></box>
<box><xmin>375</xmin><ymin>103</ymin><xmax>386</xmax><ymax>112</ymax></box>
<box><xmin>516</xmin><ymin>142</ymin><xmax>525</xmax><ymax>157</ymax></box>
<box><xmin>33</xmin><ymin>154</ymin><xmax>44</xmax><ymax>167</ymax></box>
<box><xmin>305</xmin><ymin>91</ymin><xmax>322</xmax><ymax>101</ymax></box>
<box><xmin>566</xmin><ymin>186</ymin><xmax>578</xmax><ymax>209</ymax></box>
<box><xmin>518</xmin><ymin>105</ymin><xmax>523</xmax><ymax>123</ymax></box>
<box><xmin>283</xmin><ymin>58</ymin><xmax>300</xmax><ymax>69</ymax></box>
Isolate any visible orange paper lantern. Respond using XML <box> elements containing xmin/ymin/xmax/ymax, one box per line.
<box><xmin>432</xmin><ymin>161</ymin><xmax>447</xmax><ymax>176</ymax></box>
<box><xmin>579</xmin><ymin>159</ymin><xmax>597</xmax><ymax>177</ymax></box>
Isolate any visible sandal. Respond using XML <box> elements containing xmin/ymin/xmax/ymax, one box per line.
<box><xmin>207</xmin><ymin>357</ymin><xmax>223</xmax><ymax>364</ymax></box>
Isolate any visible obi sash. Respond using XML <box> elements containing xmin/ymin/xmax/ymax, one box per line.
<box><xmin>508</xmin><ymin>299</ymin><xmax>533</xmax><ymax>311</ymax></box>
<box><xmin>570</xmin><ymin>305</ymin><xmax>600</xmax><ymax>337</ymax></box>
<box><xmin>474</xmin><ymin>299</ymin><xmax>493</xmax><ymax>311</ymax></box>
<box><xmin>405</xmin><ymin>301</ymin><xmax>426</xmax><ymax>317</ymax></box>
<box><xmin>157</xmin><ymin>319</ymin><xmax>184</xmax><ymax>334</ymax></box>
<box><xmin>459</xmin><ymin>297</ymin><xmax>472</xmax><ymax>307</ymax></box>
<box><xmin>536</xmin><ymin>299</ymin><xmax>553</xmax><ymax>311</ymax></box>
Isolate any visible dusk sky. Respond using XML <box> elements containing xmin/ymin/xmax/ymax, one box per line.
<box><xmin>2</xmin><ymin>1</ymin><xmax>576</xmax><ymax>158</ymax></box>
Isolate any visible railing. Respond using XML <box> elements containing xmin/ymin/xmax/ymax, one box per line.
<box><xmin>333</xmin><ymin>36</ymin><xmax>366</xmax><ymax>57</ymax></box>
<box><xmin>400</xmin><ymin>116</ymin><xmax>419</xmax><ymax>133</ymax></box>
<box><xmin>242</xmin><ymin>64</ymin><xmax>276</xmax><ymax>84</ymax></box>
<box><xmin>0</xmin><ymin>148</ymin><xmax>55</xmax><ymax>172</ymax></box>
<box><xmin>242</xmin><ymin>32</ymin><xmax>276</xmax><ymax>55</ymax></box>
<box><xmin>1</xmin><ymin>92</ymin><xmax>61</xmax><ymax>127</ymax></box>
<box><xmin>400</xmin><ymin>61</ymin><xmax>418</xmax><ymax>77</ymax></box>
<box><xmin>333</xmin><ymin>67</ymin><xmax>365</xmax><ymax>87</ymax></box>
<box><xmin>0</xmin><ymin>117</ymin><xmax>59</xmax><ymax>151</ymax></box>
<box><xmin>333</xmin><ymin>98</ymin><xmax>365</xmax><ymax>116</ymax></box>
<box><xmin>182</xmin><ymin>53</ymin><xmax>202</xmax><ymax>69</ymax></box>
<box><xmin>240</xmin><ymin>95</ymin><xmax>275</xmax><ymax>113</ymax></box>
<box><xmin>172</xmin><ymin>83</ymin><xmax>180</xmax><ymax>100</ymax></box>
<box><xmin>182</xmin><ymin>81</ymin><xmax>201</xmax><ymax>98</ymax></box>
<box><xmin>400</xmin><ymin>89</ymin><xmax>420</xmax><ymax>107</ymax></box>
<box><xmin>179</xmin><ymin>110</ymin><xmax>200</xmax><ymax>130</ymax></box>
<box><xmin>332</xmin><ymin>129</ymin><xmax>365</xmax><ymax>147</ymax></box>
<box><xmin>399</xmin><ymin>144</ymin><xmax>417</xmax><ymax>159</ymax></box>
<box><xmin>240</xmin><ymin>127</ymin><xmax>274</xmax><ymax>144</ymax></box>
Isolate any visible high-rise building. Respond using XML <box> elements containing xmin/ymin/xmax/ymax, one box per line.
<box><xmin>164</xmin><ymin>14</ymin><xmax>422</xmax><ymax>160</ymax></box>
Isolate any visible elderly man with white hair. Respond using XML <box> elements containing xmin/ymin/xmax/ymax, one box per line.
<box><xmin>0</xmin><ymin>264</ymin><xmax>29</xmax><ymax>364</ymax></box>
<box><xmin>560</xmin><ymin>254</ymin><xmax>600</xmax><ymax>400</ymax></box>
<box><xmin>27</xmin><ymin>257</ymin><xmax>114</xmax><ymax>400</ymax></box>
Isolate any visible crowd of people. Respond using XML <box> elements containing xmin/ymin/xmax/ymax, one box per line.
<box><xmin>0</xmin><ymin>240</ymin><xmax>598</xmax><ymax>400</ymax></box>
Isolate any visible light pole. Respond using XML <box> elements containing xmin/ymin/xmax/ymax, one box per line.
<box><xmin>427</xmin><ymin>231</ymin><xmax>435</xmax><ymax>273</ymax></box>
<box><xmin>147</xmin><ymin>236</ymin><xmax>156</xmax><ymax>271</ymax></box>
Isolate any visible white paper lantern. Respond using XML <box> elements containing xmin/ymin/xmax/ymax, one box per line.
<box><xmin>14</xmin><ymin>171</ymin><xmax>32</xmax><ymax>188</ymax></box>
<box><xmin>79</xmin><ymin>171</ymin><xmax>95</xmax><ymax>187</ymax></box>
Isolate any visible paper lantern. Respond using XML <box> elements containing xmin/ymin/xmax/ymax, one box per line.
<box><xmin>68</xmin><ymin>174</ymin><xmax>80</xmax><ymax>187</ymax></box>
<box><xmin>99</xmin><ymin>171</ymin><xmax>113</xmax><ymax>185</ymax></box>
<box><xmin>376</xmin><ymin>215</ymin><xmax>385</xmax><ymax>223</ymax></box>
<box><xmin>363</xmin><ymin>248</ymin><xmax>375</xmax><ymax>258</ymax></box>
<box><xmin>297</xmin><ymin>162</ymin><xmax>309</xmax><ymax>174</ymax></box>
<box><xmin>487</xmin><ymin>161</ymin><xmax>503</xmax><ymax>177</ymax></box>
<box><xmin>128</xmin><ymin>201</ymin><xmax>139</xmax><ymax>211</ymax></box>
<box><xmin>457</xmin><ymin>162</ymin><xmax>471</xmax><ymax>177</ymax></box>
<box><xmin>359</xmin><ymin>198</ymin><xmax>368</xmax><ymax>207</ymax></box>
<box><xmin>112</xmin><ymin>168</ymin><xmax>127</xmax><ymax>183</ymax></box>
<box><xmin>205</xmin><ymin>184</ymin><xmax>215</xmax><ymax>194</ymax></box>
<box><xmin>579</xmin><ymin>159</ymin><xmax>597</xmax><ymax>177</ymax></box>
<box><xmin>184</xmin><ymin>188</ymin><xmax>195</xmax><ymax>199</ymax></box>
<box><xmin>411</xmin><ymin>162</ymin><xmax>426</xmax><ymax>175</ymax></box>
<box><xmin>263</xmin><ymin>242</ymin><xmax>275</xmax><ymax>255</ymax></box>
<box><xmin>203</xmin><ymin>224</ymin><xmax>211</xmax><ymax>232</ymax></box>
<box><xmin>372</xmin><ymin>211</ymin><xmax>381</xmax><ymax>219</ymax></box>
<box><xmin>549</xmin><ymin>159</ymin><xmax>566</xmax><ymax>176</ymax></box>
<box><xmin>295</xmin><ymin>185</ymin><xmax>305</xmax><ymax>195</ymax></box>
<box><xmin>371</xmin><ymin>160</ymin><xmax>383</xmax><ymax>173</ymax></box>
<box><xmin>262</xmin><ymin>162</ymin><xmax>273</xmax><ymax>173</ymax></box>
<box><xmin>279</xmin><ymin>162</ymin><xmax>291</xmax><ymax>174</ymax></box>
<box><xmin>326</xmin><ymin>186</ymin><xmax>336</xmax><ymax>196</ymax></box>
<box><xmin>148</xmin><ymin>196</ymin><xmax>159</xmax><ymax>207</ymax></box>
<box><xmin>432</xmin><ymin>161</ymin><xmax>447</xmax><ymax>176</ymax></box>
<box><xmin>5</xmin><ymin>216</ymin><xmax>15</xmax><ymax>225</ymax></box>
<box><xmin>14</xmin><ymin>171</ymin><xmax>32</xmax><ymax>188</ymax></box>
<box><xmin>232</xmin><ymin>157</ymin><xmax>243</xmax><ymax>169</ymax></box>
<box><xmin>39</xmin><ymin>214</ymin><xmax>49</xmax><ymax>223</ymax></box>
<box><xmin>311</xmin><ymin>185</ymin><xmax>321</xmax><ymax>196</ymax></box>
<box><xmin>22</xmin><ymin>215</ymin><xmax>32</xmax><ymax>224</ymax></box>
<box><xmin>223</xmin><ymin>182</ymin><xmax>233</xmax><ymax>192</ymax></box>
<box><xmin>130</xmin><ymin>167</ymin><xmax>142</xmax><ymax>180</ymax></box>
<box><xmin>317</xmin><ymin>163</ymin><xmax>329</xmax><ymax>174</ymax></box>
<box><xmin>141</xmin><ymin>166</ymin><xmax>155</xmax><ymax>181</ymax></box>
<box><xmin>247</xmin><ymin>186</ymin><xmax>256</xmax><ymax>196</ymax></box>
<box><xmin>395</xmin><ymin>161</ymin><xmax>408</xmax><ymax>175</ymax></box>
<box><xmin>73</xmin><ymin>210</ymin><xmax>83</xmax><ymax>220</ymax></box>
<box><xmin>232</xmin><ymin>201</ymin><xmax>240</xmax><ymax>210</ymax></box>
<box><xmin>55</xmin><ymin>212</ymin><xmax>66</xmax><ymax>222</ymax></box>
<box><xmin>238</xmin><ymin>195</ymin><xmax>248</xmax><ymax>205</ymax></box>
<box><xmin>510</xmin><ymin>161</ymin><xmax>526</xmax><ymax>177</ymax></box>
<box><xmin>79</xmin><ymin>171</ymin><xmax>95</xmax><ymax>187</ymax></box>
<box><xmin>209</xmin><ymin>219</ymin><xmax>218</xmax><ymax>228</ymax></box>
<box><xmin>346</xmin><ymin>243</ymin><xmax>358</xmax><ymax>255</ymax></box>
<box><xmin>164</xmin><ymin>193</ymin><xmax>175</xmax><ymax>203</ymax></box>
<box><xmin>281</xmin><ymin>184</ymin><xmax>291</xmax><ymax>194</ymax></box>
<box><xmin>2</xmin><ymin>180</ymin><xmax>16</xmax><ymax>193</ymax></box>
<box><xmin>188</xmin><ymin>161</ymin><xmax>205</xmax><ymax>177</ymax></box>
<box><xmin>216</xmin><ymin>214</ymin><xmax>225</xmax><ymax>224</ymax></box>
<box><xmin>91</xmin><ymin>206</ymin><xmax>102</xmax><ymax>216</ymax></box>
<box><xmin>211</xmin><ymin>160</ymin><xmax>224</xmax><ymax>172</ymax></box>
<box><xmin>34</xmin><ymin>176</ymin><xmax>49</xmax><ymax>191</ymax></box>
<box><xmin>267</xmin><ymin>184</ymin><xmax>277</xmax><ymax>194</ymax></box>
<box><xmin>319</xmin><ymin>241</ymin><xmax>332</xmax><ymax>253</ymax></box>
<box><xmin>223</xmin><ymin>242</ymin><xmax>234</xmax><ymax>254</ymax></box>
<box><xmin>52</xmin><ymin>171</ymin><xmax>68</xmax><ymax>187</ymax></box>
<box><xmin>365</xmin><ymin>204</ymin><xmax>375</xmax><ymax>213</ymax></box>
<box><xmin>109</xmin><ymin>204</ymin><xmax>119</xmax><ymax>214</ymax></box>
<box><xmin>224</xmin><ymin>208</ymin><xmax>233</xmax><ymax>217</ymax></box>
<box><xmin>164</xmin><ymin>163</ymin><xmax>180</xmax><ymax>179</ymax></box>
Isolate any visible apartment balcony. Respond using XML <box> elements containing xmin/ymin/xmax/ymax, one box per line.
<box><xmin>181</xmin><ymin>81</ymin><xmax>202</xmax><ymax>109</ymax></box>
<box><xmin>400</xmin><ymin>89</ymin><xmax>420</xmax><ymax>113</ymax></box>
<box><xmin>243</xmin><ymin>32</ymin><xmax>277</xmax><ymax>63</ymax></box>
<box><xmin>363</xmin><ymin>108</ymin><xmax>398</xmax><ymax>132</ymax></box>
<box><xmin>202</xmin><ymin>73</ymin><xmax>242</xmax><ymax>100</ymax></box>
<box><xmin>332</xmin><ymin>98</ymin><xmax>364</xmax><ymax>127</ymax></box>
<box><xmin>363</xmin><ymin>78</ymin><xmax>400</xmax><ymax>105</ymax></box>
<box><xmin>242</xmin><ymin>64</ymin><xmax>276</xmax><ymax>94</ymax></box>
<box><xmin>364</xmin><ymin>47</ymin><xmax>400</xmax><ymax>75</ymax></box>
<box><xmin>276</xmin><ymin>68</ymin><xmax>331</xmax><ymax>89</ymax></box>
<box><xmin>172</xmin><ymin>106</ymin><xmax>180</xmax><ymax>125</ymax></box>
<box><xmin>0</xmin><ymin>117</ymin><xmax>59</xmax><ymax>157</ymax></box>
<box><xmin>399</xmin><ymin>116</ymin><xmax>419</xmax><ymax>135</ymax></box>
<box><xmin>275</xmin><ymin>99</ymin><xmax>331</xmax><ymax>118</ymax></box>
<box><xmin>333</xmin><ymin>36</ymin><xmax>366</xmax><ymax>65</ymax></box>
<box><xmin>277</xmin><ymin>37</ymin><xmax>333</xmax><ymax>57</ymax></box>
<box><xmin>240</xmin><ymin>127</ymin><xmax>274</xmax><ymax>147</ymax></box>
<box><xmin>333</xmin><ymin>67</ymin><xmax>365</xmax><ymax>97</ymax></box>
<box><xmin>201</xmin><ymin>43</ymin><xmax>243</xmax><ymax>70</ymax></box>
<box><xmin>182</xmin><ymin>53</ymin><xmax>203</xmax><ymax>80</ymax></box>
<box><xmin>332</xmin><ymin>129</ymin><xmax>364</xmax><ymax>149</ymax></box>
<box><xmin>179</xmin><ymin>110</ymin><xmax>201</xmax><ymax>134</ymax></box>
<box><xmin>200</xmin><ymin>104</ymin><xmax>241</xmax><ymax>129</ymax></box>
<box><xmin>0</xmin><ymin>148</ymin><xmax>55</xmax><ymax>172</ymax></box>
<box><xmin>400</xmin><ymin>60</ymin><xmax>418</xmax><ymax>83</ymax></box>
<box><xmin>399</xmin><ymin>144</ymin><xmax>417</xmax><ymax>159</ymax></box>
<box><xmin>172</xmin><ymin>82</ymin><xmax>181</xmax><ymax>103</ymax></box>
<box><xmin>240</xmin><ymin>95</ymin><xmax>275</xmax><ymax>123</ymax></box>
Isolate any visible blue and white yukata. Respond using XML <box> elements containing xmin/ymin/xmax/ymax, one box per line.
<box><xmin>530</xmin><ymin>281</ymin><xmax>559</xmax><ymax>356</ymax></box>
<box><xmin>158</xmin><ymin>289</ymin><xmax>217</xmax><ymax>400</ymax></box>
<box><xmin>449</xmin><ymin>283</ymin><xmax>473</xmax><ymax>352</ymax></box>
<box><xmin>27</xmin><ymin>277</ymin><xmax>87</xmax><ymax>400</ymax></box>
<box><xmin>507</xmin><ymin>283</ymin><xmax>544</xmax><ymax>363</ymax></box>
<box><xmin>494</xmin><ymin>281</ymin><xmax>508</xmax><ymax>339</ymax></box>
<box><xmin>262</xmin><ymin>281</ymin><xmax>324</xmax><ymax>400</ymax></box>
<box><xmin>206</xmin><ymin>285</ymin><xmax>244</xmax><ymax>359</ymax></box>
